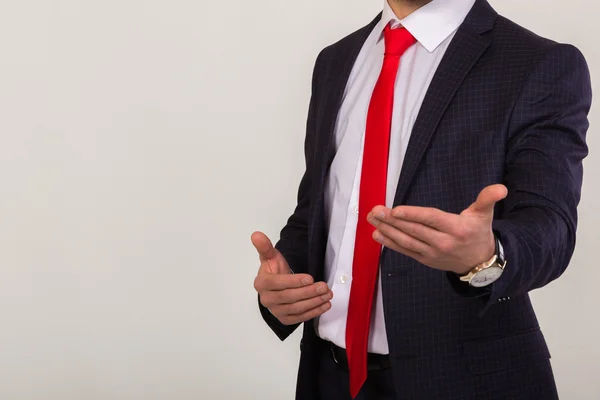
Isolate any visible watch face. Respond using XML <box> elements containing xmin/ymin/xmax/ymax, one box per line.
<box><xmin>470</xmin><ymin>266</ymin><xmax>503</xmax><ymax>288</ymax></box>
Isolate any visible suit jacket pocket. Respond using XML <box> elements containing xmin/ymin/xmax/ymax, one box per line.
<box><xmin>463</xmin><ymin>328</ymin><xmax>551</xmax><ymax>375</ymax></box>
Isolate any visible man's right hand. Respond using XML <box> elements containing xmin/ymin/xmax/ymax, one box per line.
<box><xmin>252</xmin><ymin>231</ymin><xmax>333</xmax><ymax>326</ymax></box>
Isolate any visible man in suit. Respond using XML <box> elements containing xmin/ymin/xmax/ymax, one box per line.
<box><xmin>252</xmin><ymin>0</ymin><xmax>592</xmax><ymax>398</ymax></box>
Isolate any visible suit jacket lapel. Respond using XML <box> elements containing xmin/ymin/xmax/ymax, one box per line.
<box><xmin>309</xmin><ymin>15</ymin><xmax>381</xmax><ymax>279</ymax></box>
<box><xmin>314</xmin><ymin>15</ymin><xmax>381</xmax><ymax>193</ymax></box>
<box><xmin>392</xmin><ymin>0</ymin><xmax>497</xmax><ymax>207</ymax></box>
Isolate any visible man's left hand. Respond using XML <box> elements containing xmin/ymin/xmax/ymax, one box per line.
<box><xmin>368</xmin><ymin>184</ymin><xmax>508</xmax><ymax>275</ymax></box>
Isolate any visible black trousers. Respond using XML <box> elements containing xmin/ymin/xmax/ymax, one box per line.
<box><xmin>317</xmin><ymin>341</ymin><xmax>397</xmax><ymax>400</ymax></box>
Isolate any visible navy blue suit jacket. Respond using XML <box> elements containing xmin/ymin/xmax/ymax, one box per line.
<box><xmin>259</xmin><ymin>1</ymin><xmax>592</xmax><ymax>398</ymax></box>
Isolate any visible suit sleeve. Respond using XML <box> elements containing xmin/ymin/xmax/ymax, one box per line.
<box><xmin>448</xmin><ymin>44</ymin><xmax>592</xmax><ymax>313</ymax></box>
<box><xmin>258</xmin><ymin>50</ymin><xmax>325</xmax><ymax>340</ymax></box>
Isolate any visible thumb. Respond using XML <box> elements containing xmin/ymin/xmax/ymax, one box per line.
<box><xmin>251</xmin><ymin>231</ymin><xmax>277</xmax><ymax>263</ymax></box>
<box><xmin>463</xmin><ymin>184</ymin><xmax>508</xmax><ymax>217</ymax></box>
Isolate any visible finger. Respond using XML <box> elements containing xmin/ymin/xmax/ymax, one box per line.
<box><xmin>260</xmin><ymin>282</ymin><xmax>330</xmax><ymax>307</ymax></box>
<box><xmin>251</xmin><ymin>231</ymin><xmax>277</xmax><ymax>262</ymax></box>
<box><xmin>278</xmin><ymin>301</ymin><xmax>333</xmax><ymax>326</ymax></box>
<box><xmin>463</xmin><ymin>184</ymin><xmax>508</xmax><ymax>216</ymax></box>
<box><xmin>268</xmin><ymin>288</ymin><xmax>333</xmax><ymax>316</ymax></box>
<box><xmin>372</xmin><ymin>223</ymin><xmax>430</xmax><ymax>255</ymax></box>
<box><xmin>369</xmin><ymin>207</ymin><xmax>446</xmax><ymax>245</ymax></box>
<box><xmin>386</xmin><ymin>205</ymin><xmax>460</xmax><ymax>233</ymax></box>
<box><xmin>373</xmin><ymin>229</ymin><xmax>425</xmax><ymax>262</ymax></box>
<box><xmin>255</xmin><ymin>272</ymin><xmax>314</xmax><ymax>292</ymax></box>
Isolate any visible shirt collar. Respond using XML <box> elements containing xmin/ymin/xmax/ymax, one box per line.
<box><xmin>377</xmin><ymin>0</ymin><xmax>477</xmax><ymax>53</ymax></box>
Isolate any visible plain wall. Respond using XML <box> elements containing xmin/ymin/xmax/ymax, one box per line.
<box><xmin>0</xmin><ymin>0</ymin><xmax>597</xmax><ymax>399</ymax></box>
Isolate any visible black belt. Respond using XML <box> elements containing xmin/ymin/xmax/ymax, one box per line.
<box><xmin>323</xmin><ymin>339</ymin><xmax>392</xmax><ymax>371</ymax></box>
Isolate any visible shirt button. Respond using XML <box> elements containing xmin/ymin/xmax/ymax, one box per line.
<box><xmin>353</xmin><ymin>206</ymin><xmax>359</xmax><ymax>215</ymax></box>
<box><xmin>339</xmin><ymin>275</ymin><xmax>349</xmax><ymax>284</ymax></box>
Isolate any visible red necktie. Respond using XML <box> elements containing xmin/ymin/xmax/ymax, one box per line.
<box><xmin>346</xmin><ymin>25</ymin><xmax>416</xmax><ymax>398</ymax></box>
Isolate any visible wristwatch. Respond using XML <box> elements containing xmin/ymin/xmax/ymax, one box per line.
<box><xmin>459</xmin><ymin>235</ymin><xmax>506</xmax><ymax>288</ymax></box>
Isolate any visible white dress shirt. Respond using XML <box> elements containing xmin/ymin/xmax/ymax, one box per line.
<box><xmin>318</xmin><ymin>0</ymin><xmax>477</xmax><ymax>355</ymax></box>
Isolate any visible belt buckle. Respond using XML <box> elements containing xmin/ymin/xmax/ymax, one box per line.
<box><xmin>329</xmin><ymin>344</ymin><xmax>340</xmax><ymax>364</ymax></box>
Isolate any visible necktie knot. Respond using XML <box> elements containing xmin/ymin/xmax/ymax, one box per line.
<box><xmin>384</xmin><ymin>24</ymin><xmax>416</xmax><ymax>57</ymax></box>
